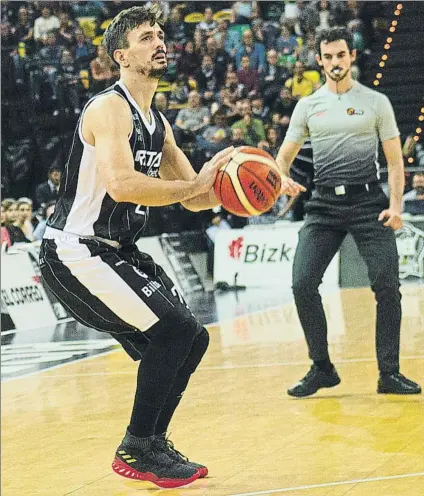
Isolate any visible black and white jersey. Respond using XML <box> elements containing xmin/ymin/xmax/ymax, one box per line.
<box><xmin>47</xmin><ymin>80</ymin><xmax>166</xmax><ymax>245</ymax></box>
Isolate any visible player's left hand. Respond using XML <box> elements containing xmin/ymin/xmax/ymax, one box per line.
<box><xmin>378</xmin><ymin>208</ymin><xmax>403</xmax><ymax>230</ymax></box>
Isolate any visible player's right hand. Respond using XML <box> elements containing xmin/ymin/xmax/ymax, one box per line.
<box><xmin>195</xmin><ymin>146</ymin><xmax>235</xmax><ymax>194</ymax></box>
<box><xmin>280</xmin><ymin>177</ymin><xmax>307</xmax><ymax>197</ymax></box>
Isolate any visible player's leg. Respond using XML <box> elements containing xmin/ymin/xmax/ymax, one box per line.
<box><xmin>289</xmin><ymin>216</ymin><xmax>346</xmax><ymax>397</ymax></box>
<box><xmin>349</xmin><ymin>195</ymin><xmax>421</xmax><ymax>394</ymax></box>
<box><xmin>40</xmin><ymin>239</ymin><xmax>201</xmax><ymax>487</ymax></box>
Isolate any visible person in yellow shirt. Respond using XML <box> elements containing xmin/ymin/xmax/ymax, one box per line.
<box><xmin>285</xmin><ymin>61</ymin><xmax>316</xmax><ymax>99</ymax></box>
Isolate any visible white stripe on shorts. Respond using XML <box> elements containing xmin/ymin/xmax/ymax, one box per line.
<box><xmin>55</xmin><ymin>238</ymin><xmax>159</xmax><ymax>332</ymax></box>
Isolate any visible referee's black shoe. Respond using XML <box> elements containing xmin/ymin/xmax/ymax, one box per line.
<box><xmin>287</xmin><ymin>365</ymin><xmax>341</xmax><ymax>397</ymax></box>
<box><xmin>377</xmin><ymin>373</ymin><xmax>421</xmax><ymax>395</ymax></box>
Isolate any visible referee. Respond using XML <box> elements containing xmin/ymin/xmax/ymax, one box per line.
<box><xmin>276</xmin><ymin>27</ymin><xmax>421</xmax><ymax>396</ymax></box>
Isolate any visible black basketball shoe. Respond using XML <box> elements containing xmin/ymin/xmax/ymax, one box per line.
<box><xmin>153</xmin><ymin>434</ymin><xmax>208</xmax><ymax>478</ymax></box>
<box><xmin>112</xmin><ymin>442</ymin><xmax>200</xmax><ymax>488</ymax></box>
<box><xmin>377</xmin><ymin>373</ymin><xmax>422</xmax><ymax>394</ymax></box>
<box><xmin>288</xmin><ymin>365</ymin><xmax>341</xmax><ymax>397</ymax></box>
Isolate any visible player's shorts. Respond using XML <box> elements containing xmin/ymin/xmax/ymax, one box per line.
<box><xmin>39</xmin><ymin>228</ymin><xmax>193</xmax><ymax>361</ymax></box>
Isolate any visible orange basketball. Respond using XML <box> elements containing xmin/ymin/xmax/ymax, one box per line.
<box><xmin>214</xmin><ymin>146</ymin><xmax>282</xmax><ymax>217</ymax></box>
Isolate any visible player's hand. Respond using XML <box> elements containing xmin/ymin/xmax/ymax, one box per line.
<box><xmin>280</xmin><ymin>177</ymin><xmax>306</xmax><ymax>197</ymax></box>
<box><xmin>195</xmin><ymin>146</ymin><xmax>235</xmax><ymax>194</ymax></box>
<box><xmin>378</xmin><ymin>208</ymin><xmax>403</xmax><ymax>230</ymax></box>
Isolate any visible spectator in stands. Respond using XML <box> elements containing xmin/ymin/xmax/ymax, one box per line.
<box><xmin>176</xmin><ymin>41</ymin><xmax>200</xmax><ymax>78</ymax></box>
<box><xmin>224</xmin><ymin>70</ymin><xmax>244</xmax><ymax>103</ymax></box>
<box><xmin>251</xmin><ymin>96</ymin><xmax>269</xmax><ymax>121</ymax></box>
<box><xmin>12</xmin><ymin>6</ymin><xmax>34</xmax><ymax>55</ymax></box>
<box><xmin>271</xmin><ymin>86</ymin><xmax>297</xmax><ymax>122</ymax></box>
<box><xmin>165</xmin><ymin>6</ymin><xmax>187</xmax><ymax>47</ymax></box>
<box><xmin>35</xmin><ymin>165</ymin><xmax>61</xmax><ymax>209</ymax></box>
<box><xmin>90</xmin><ymin>44</ymin><xmax>118</xmax><ymax>93</ymax></box>
<box><xmin>31</xmin><ymin>32</ymin><xmax>64</xmax><ymax>103</ymax></box>
<box><xmin>196</xmin><ymin>112</ymin><xmax>232</xmax><ymax>159</ymax></box>
<box><xmin>285</xmin><ymin>61</ymin><xmax>316</xmax><ymax>99</ymax></box>
<box><xmin>56</xmin><ymin>12</ymin><xmax>76</xmax><ymax>49</ymax></box>
<box><xmin>205</xmin><ymin>36</ymin><xmax>231</xmax><ymax>73</ymax></box>
<box><xmin>174</xmin><ymin>90</ymin><xmax>210</xmax><ymax>146</ymax></box>
<box><xmin>276</xmin><ymin>24</ymin><xmax>299</xmax><ymax>56</ymax></box>
<box><xmin>230</xmin><ymin>127</ymin><xmax>246</xmax><ymax>147</ymax></box>
<box><xmin>232</xmin><ymin>1</ymin><xmax>253</xmax><ymax>24</ymax></box>
<box><xmin>164</xmin><ymin>40</ymin><xmax>179</xmax><ymax>82</ymax></box>
<box><xmin>251</xmin><ymin>18</ymin><xmax>279</xmax><ymax>51</ymax></box>
<box><xmin>195</xmin><ymin>54</ymin><xmax>225</xmax><ymax>103</ymax></box>
<box><xmin>197</xmin><ymin>7</ymin><xmax>217</xmax><ymax>38</ymax></box>
<box><xmin>33</xmin><ymin>200</ymin><xmax>56</xmax><ymax>241</ymax></box>
<box><xmin>58</xmin><ymin>49</ymin><xmax>82</xmax><ymax>115</ymax></box>
<box><xmin>153</xmin><ymin>92</ymin><xmax>176</xmax><ymax>124</ymax></box>
<box><xmin>402</xmin><ymin>172</ymin><xmax>424</xmax><ymax>211</ymax></box>
<box><xmin>260</xmin><ymin>49</ymin><xmax>289</xmax><ymax>106</ymax></box>
<box><xmin>237</xmin><ymin>55</ymin><xmax>259</xmax><ymax>97</ymax></box>
<box><xmin>1</xmin><ymin>204</ymin><xmax>12</xmax><ymax>247</ymax></box>
<box><xmin>70</xmin><ymin>1</ymin><xmax>108</xmax><ymax>20</ymax></box>
<box><xmin>231</xmin><ymin>99</ymin><xmax>266</xmax><ymax>146</ymax></box>
<box><xmin>264</xmin><ymin>126</ymin><xmax>282</xmax><ymax>158</ymax></box>
<box><xmin>73</xmin><ymin>28</ymin><xmax>94</xmax><ymax>70</ymax></box>
<box><xmin>193</xmin><ymin>28</ymin><xmax>206</xmax><ymax>57</ymax></box>
<box><xmin>234</xmin><ymin>29</ymin><xmax>266</xmax><ymax>72</ymax></box>
<box><xmin>1</xmin><ymin>199</ymin><xmax>30</xmax><ymax>245</ymax></box>
<box><xmin>169</xmin><ymin>73</ymin><xmax>190</xmax><ymax>104</ymax></box>
<box><xmin>305</xmin><ymin>0</ymin><xmax>336</xmax><ymax>32</ymax></box>
<box><xmin>14</xmin><ymin>197</ymin><xmax>34</xmax><ymax>241</ymax></box>
<box><xmin>33</xmin><ymin>6</ymin><xmax>60</xmax><ymax>46</ymax></box>
<box><xmin>214</xmin><ymin>19</ymin><xmax>240</xmax><ymax>55</ymax></box>
<box><xmin>297</xmin><ymin>32</ymin><xmax>319</xmax><ymax>69</ymax></box>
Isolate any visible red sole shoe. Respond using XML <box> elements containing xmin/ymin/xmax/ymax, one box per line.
<box><xmin>112</xmin><ymin>457</ymin><xmax>200</xmax><ymax>488</ymax></box>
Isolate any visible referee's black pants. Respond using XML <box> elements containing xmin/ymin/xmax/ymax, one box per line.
<box><xmin>292</xmin><ymin>184</ymin><xmax>401</xmax><ymax>373</ymax></box>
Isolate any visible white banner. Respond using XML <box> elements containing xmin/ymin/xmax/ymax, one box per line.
<box><xmin>396</xmin><ymin>221</ymin><xmax>424</xmax><ymax>279</ymax></box>
<box><xmin>1</xmin><ymin>252</ymin><xmax>57</xmax><ymax>330</ymax></box>
<box><xmin>213</xmin><ymin>222</ymin><xmax>339</xmax><ymax>288</ymax></box>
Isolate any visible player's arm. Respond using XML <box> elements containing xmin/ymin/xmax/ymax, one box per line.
<box><xmin>159</xmin><ymin>116</ymin><xmax>233</xmax><ymax>211</ymax></box>
<box><xmin>84</xmin><ymin>95</ymin><xmax>229</xmax><ymax>206</ymax></box>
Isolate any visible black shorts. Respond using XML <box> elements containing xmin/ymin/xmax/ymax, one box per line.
<box><xmin>39</xmin><ymin>233</ymin><xmax>193</xmax><ymax>361</ymax></box>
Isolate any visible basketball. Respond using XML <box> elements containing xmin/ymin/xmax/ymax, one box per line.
<box><xmin>214</xmin><ymin>146</ymin><xmax>282</xmax><ymax>217</ymax></box>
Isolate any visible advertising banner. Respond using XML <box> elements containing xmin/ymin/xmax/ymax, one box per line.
<box><xmin>213</xmin><ymin>223</ymin><xmax>339</xmax><ymax>288</ymax></box>
<box><xmin>1</xmin><ymin>252</ymin><xmax>57</xmax><ymax>331</ymax></box>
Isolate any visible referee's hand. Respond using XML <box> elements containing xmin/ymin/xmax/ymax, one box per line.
<box><xmin>378</xmin><ymin>208</ymin><xmax>403</xmax><ymax>230</ymax></box>
<box><xmin>280</xmin><ymin>177</ymin><xmax>307</xmax><ymax>197</ymax></box>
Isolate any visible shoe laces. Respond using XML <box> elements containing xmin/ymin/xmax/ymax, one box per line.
<box><xmin>158</xmin><ymin>435</ymin><xmax>190</xmax><ymax>462</ymax></box>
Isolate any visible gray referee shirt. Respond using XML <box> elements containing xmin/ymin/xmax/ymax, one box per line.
<box><xmin>285</xmin><ymin>82</ymin><xmax>400</xmax><ymax>186</ymax></box>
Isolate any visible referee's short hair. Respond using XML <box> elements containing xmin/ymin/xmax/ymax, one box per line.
<box><xmin>103</xmin><ymin>4</ymin><xmax>164</xmax><ymax>66</ymax></box>
<box><xmin>315</xmin><ymin>27</ymin><xmax>354</xmax><ymax>56</ymax></box>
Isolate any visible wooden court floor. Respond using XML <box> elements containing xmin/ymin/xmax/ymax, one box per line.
<box><xmin>2</xmin><ymin>285</ymin><xmax>424</xmax><ymax>496</ymax></box>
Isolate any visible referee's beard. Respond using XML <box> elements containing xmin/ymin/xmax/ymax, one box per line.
<box><xmin>325</xmin><ymin>66</ymin><xmax>350</xmax><ymax>82</ymax></box>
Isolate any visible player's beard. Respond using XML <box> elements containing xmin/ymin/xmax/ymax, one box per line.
<box><xmin>135</xmin><ymin>62</ymin><xmax>167</xmax><ymax>80</ymax></box>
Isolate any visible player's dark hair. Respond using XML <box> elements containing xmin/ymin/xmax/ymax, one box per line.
<box><xmin>103</xmin><ymin>5</ymin><xmax>164</xmax><ymax>65</ymax></box>
<box><xmin>315</xmin><ymin>27</ymin><xmax>354</xmax><ymax>56</ymax></box>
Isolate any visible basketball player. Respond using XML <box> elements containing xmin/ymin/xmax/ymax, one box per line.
<box><xmin>39</xmin><ymin>5</ymin><xmax>235</xmax><ymax>488</ymax></box>
<box><xmin>276</xmin><ymin>27</ymin><xmax>421</xmax><ymax>397</ymax></box>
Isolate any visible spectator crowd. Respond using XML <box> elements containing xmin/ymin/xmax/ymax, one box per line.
<box><xmin>1</xmin><ymin>1</ymin><xmax>423</xmax><ymax>246</ymax></box>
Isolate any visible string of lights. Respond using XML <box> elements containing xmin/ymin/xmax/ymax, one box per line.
<box><xmin>373</xmin><ymin>3</ymin><xmax>403</xmax><ymax>87</ymax></box>
<box><xmin>407</xmin><ymin>108</ymin><xmax>423</xmax><ymax>164</ymax></box>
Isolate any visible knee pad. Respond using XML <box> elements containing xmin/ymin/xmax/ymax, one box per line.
<box><xmin>182</xmin><ymin>327</ymin><xmax>209</xmax><ymax>374</ymax></box>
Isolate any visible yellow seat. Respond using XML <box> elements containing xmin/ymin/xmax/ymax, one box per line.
<box><xmin>100</xmin><ymin>19</ymin><xmax>113</xmax><ymax>30</ymax></box>
<box><xmin>77</xmin><ymin>17</ymin><xmax>97</xmax><ymax>39</ymax></box>
<box><xmin>184</xmin><ymin>12</ymin><xmax>204</xmax><ymax>23</ymax></box>
<box><xmin>213</xmin><ymin>10</ymin><xmax>232</xmax><ymax>21</ymax></box>
<box><xmin>92</xmin><ymin>35</ymin><xmax>104</xmax><ymax>46</ymax></box>
<box><xmin>157</xmin><ymin>81</ymin><xmax>172</xmax><ymax>92</ymax></box>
